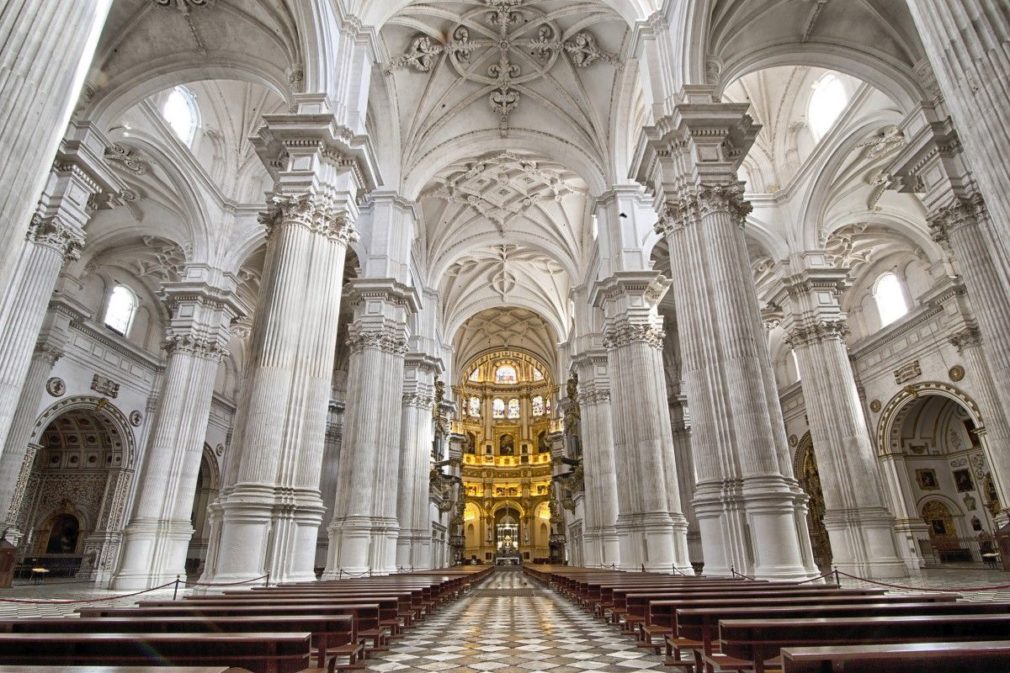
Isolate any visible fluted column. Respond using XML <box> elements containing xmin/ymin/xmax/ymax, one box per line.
<box><xmin>0</xmin><ymin>1</ymin><xmax>110</xmax><ymax>297</ymax></box>
<box><xmin>950</xmin><ymin>325</ymin><xmax>1010</xmax><ymax>523</ymax></box>
<box><xmin>202</xmin><ymin>192</ymin><xmax>356</xmax><ymax>585</ymax></box>
<box><xmin>640</xmin><ymin>101</ymin><xmax>816</xmax><ymax>579</ymax></box>
<box><xmin>0</xmin><ymin>342</ymin><xmax>62</xmax><ymax>538</ymax></box>
<box><xmin>907</xmin><ymin>2</ymin><xmax>1010</xmax><ymax>256</ymax></box>
<box><xmin>931</xmin><ymin>195</ymin><xmax>1010</xmax><ymax>522</ymax></box>
<box><xmin>592</xmin><ymin>274</ymin><xmax>691</xmax><ymax>572</ymax></box>
<box><xmin>0</xmin><ymin>213</ymin><xmax>83</xmax><ymax>454</ymax></box>
<box><xmin>777</xmin><ymin>265</ymin><xmax>906</xmax><ymax>578</ymax></box>
<box><xmin>571</xmin><ymin>351</ymin><xmax>620</xmax><ymax>568</ymax></box>
<box><xmin>113</xmin><ymin>278</ymin><xmax>239</xmax><ymax>589</ymax></box>
<box><xmin>396</xmin><ymin>358</ymin><xmax>438</xmax><ymax>570</ymax></box>
<box><xmin>325</xmin><ymin>281</ymin><xmax>413</xmax><ymax>577</ymax></box>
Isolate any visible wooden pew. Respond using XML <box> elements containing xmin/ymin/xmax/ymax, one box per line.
<box><xmin>650</xmin><ymin>594</ymin><xmax>958</xmax><ymax>663</ymax></box>
<box><xmin>0</xmin><ymin>615</ymin><xmax>360</xmax><ymax>670</ymax></box>
<box><xmin>781</xmin><ymin>640</ymin><xmax>1010</xmax><ymax>672</ymax></box>
<box><xmin>717</xmin><ymin>614</ymin><xmax>1010</xmax><ymax>673</ymax></box>
<box><xmin>0</xmin><ymin>632</ymin><xmax>310</xmax><ymax>673</ymax></box>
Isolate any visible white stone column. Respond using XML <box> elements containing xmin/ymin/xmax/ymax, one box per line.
<box><xmin>592</xmin><ymin>273</ymin><xmax>692</xmax><ymax>572</ymax></box>
<box><xmin>571</xmin><ymin>351</ymin><xmax>621</xmax><ymax>568</ymax></box>
<box><xmin>112</xmin><ymin>277</ymin><xmax>239</xmax><ymax>589</ymax></box>
<box><xmin>316</xmin><ymin>400</ymin><xmax>344</xmax><ymax>568</ymax></box>
<box><xmin>931</xmin><ymin>197</ymin><xmax>1010</xmax><ymax>522</ymax></box>
<box><xmin>777</xmin><ymin>264</ymin><xmax>906</xmax><ymax>578</ymax></box>
<box><xmin>640</xmin><ymin>100</ymin><xmax>817</xmax><ymax>579</ymax></box>
<box><xmin>0</xmin><ymin>1</ymin><xmax>110</xmax><ymax>297</ymax></box>
<box><xmin>325</xmin><ymin>280</ymin><xmax>413</xmax><ymax>577</ymax></box>
<box><xmin>0</xmin><ymin>213</ymin><xmax>83</xmax><ymax>455</ymax></box>
<box><xmin>0</xmin><ymin>342</ymin><xmax>62</xmax><ymax>538</ymax></box>
<box><xmin>202</xmin><ymin>190</ymin><xmax>356</xmax><ymax>585</ymax></box>
<box><xmin>395</xmin><ymin>357</ymin><xmax>438</xmax><ymax>570</ymax></box>
<box><xmin>906</xmin><ymin>1</ymin><xmax>1010</xmax><ymax>256</ymax></box>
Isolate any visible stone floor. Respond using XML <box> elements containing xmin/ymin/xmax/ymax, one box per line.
<box><xmin>365</xmin><ymin>566</ymin><xmax>668</xmax><ymax>672</ymax></box>
<box><xmin>1</xmin><ymin>565</ymin><xmax>1010</xmax><ymax>671</ymax></box>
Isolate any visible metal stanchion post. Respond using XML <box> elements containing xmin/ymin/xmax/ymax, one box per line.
<box><xmin>834</xmin><ymin>566</ymin><xmax>840</xmax><ymax>586</ymax></box>
<box><xmin>265</xmin><ymin>571</ymin><xmax>270</xmax><ymax>588</ymax></box>
<box><xmin>173</xmin><ymin>575</ymin><xmax>180</xmax><ymax>600</ymax></box>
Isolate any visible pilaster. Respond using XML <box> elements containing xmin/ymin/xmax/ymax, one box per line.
<box><xmin>113</xmin><ymin>275</ymin><xmax>241</xmax><ymax>589</ymax></box>
<box><xmin>591</xmin><ymin>272</ymin><xmax>691</xmax><ymax>572</ymax></box>
<box><xmin>775</xmin><ymin>260</ymin><xmax>906</xmax><ymax>578</ymax></box>
<box><xmin>325</xmin><ymin>279</ymin><xmax>416</xmax><ymax>577</ymax></box>
<box><xmin>637</xmin><ymin>95</ymin><xmax>817</xmax><ymax>579</ymax></box>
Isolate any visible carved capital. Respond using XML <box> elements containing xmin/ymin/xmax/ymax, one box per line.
<box><xmin>655</xmin><ymin>183</ymin><xmax>751</xmax><ymax>236</ymax></box>
<box><xmin>579</xmin><ymin>389</ymin><xmax>611</xmax><ymax>405</ymax></box>
<box><xmin>347</xmin><ymin>323</ymin><xmax>408</xmax><ymax>356</ymax></box>
<box><xmin>949</xmin><ymin>325</ymin><xmax>983</xmax><ymax>354</ymax></box>
<box><xmin>104</xmin><ymin>143</ymin><xmax>149</xmax><ymax>175</ymax></box>
<box><xmin>602</xmin><ymin>320</ymin><xmax>665</xmax><ymax>350</ymax></box>
<box><xmin>928</xmin><ymin>191</ymin><xmax>986</xmax><ymax>244</ymax></box>
<box><xmin>784</xmin><ymin>319</ymin><xmax>850</xmax><ymax>348</ymax></box>
<box><xmin>35</xmin><ymin>342</ymin><xmax>65</xmax><ymax>366</ymax></box>
<box><xmin>259</xmin><ymin>193</ymin><xmax>358</xmax><ymax>245</ymax></box>
<box><xmin>27</xmin><ymin>214</ymin><xmax>84</xmax><ymax>262</ymax></box>
<box><xmin>163</xmin><ymin>332</ymin><xmax>229</xmax><ymax>361</ymax></box>
<box><xmin>403</xmin><ymin>392</ymin><xmax>435</xmax><ymax>409</ymax></box>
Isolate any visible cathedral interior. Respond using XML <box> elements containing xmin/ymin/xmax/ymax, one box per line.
<box><xmin>2</xmin><ymin>0</ymin><xmax>1010</xmax><ymax>669</ymax></box>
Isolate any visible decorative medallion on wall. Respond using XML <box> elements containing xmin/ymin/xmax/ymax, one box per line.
<box><xmin>129</xmin><ymin>411</ymin><xmax>143</xmax><ymax>427</ymax></box>
<box><xmin>893</xmin><ymin>360</ymin><xmax>922</xmax><ymax>385</ymax></box>
<box><xmin>949</xmin><ymin>365</ymin><xmax>965</xmax><ymax>382</ymax></box>
<box><xmin>215</xmin><ymin>443</ymin><xmax>225</xmax><ymax>456</ymax></box>
<box><xmin>91</xmin><ymin>374</ymin><xmax>120</xmax><ymax>398</ymax></box>
<box><xmin>788</xmin><ymin>434</ymin><xmax>798</xmax><ymax>447</ymax></box>
<box><xmin>45</xmin><ymin>377</ymin><xmax>66</xmax><ymax>397</ymax></box>
<box><xmin>869</xmin><ymin>399</ymin><xmax>882</xmax><ymax>413</ymax></box>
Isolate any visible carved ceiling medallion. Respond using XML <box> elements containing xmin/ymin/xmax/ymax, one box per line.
<box><xmin>386</xmin><ymin>0</ymin><xmax>617</xmax><ymax>136</ymax></box>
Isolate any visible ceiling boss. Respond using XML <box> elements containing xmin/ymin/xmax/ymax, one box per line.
<box><xmin>384</xmin><ymin>0</ymin><xmax>618</xmax><ymax>137</ymax></box>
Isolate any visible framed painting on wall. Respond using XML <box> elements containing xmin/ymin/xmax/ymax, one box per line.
<box><xmin>916</xmin><ymin>468</ymin><xmax>939</xmax><ymax>490</ymax></box>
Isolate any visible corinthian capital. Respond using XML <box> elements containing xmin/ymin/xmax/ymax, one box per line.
<box><xmin>259</xmin><ymin>193</ymin><xmax>358</xmax><ymax>244</ymax></box>
<box><xmin>27</xmin><ymin>214</ymin><xmax>85</xmax><ymax>262</ymax></box>
<box><xmin>654</xmin><ymin>182</ymin><xmax>751</xmax><ymax>237</ymax></box>
<box><xmin>163</xmin><ymin>331</ymin><xmax>229</xmax><ymax>361</ymax></box>
<box><xmin>602</xmin><ymin>319</ymin><xmax>665</xmax><ymax>350</ymax></box>
<box><xmin>949</xmin><ymin>324</ymin><xmax>983</xmax><ymax>353</ymax></box>
<box><xmin>928</xmin><ymin>191</ymin><xmax>987</xmax><ymax>244</ymax></box>
<box><xmin>784</xmin><ymin>318</ymin><xmax>849</xmax><ymax>348</ymax></box>
<box><xmin>347</xmin><ymin>322</ymin><xmax>408</xmax><ymax>356</ymax></box>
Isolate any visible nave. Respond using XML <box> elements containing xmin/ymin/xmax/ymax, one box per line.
<box><xmin>366</xmin><ymin>567</ymin><xmax>669</xmax><ymax>673</ymax></box>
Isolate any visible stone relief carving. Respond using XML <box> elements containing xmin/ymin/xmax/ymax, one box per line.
<box><xmin>893</xmin><ymin>360</ymin><xmax>922</xmax><ymax>385</ymax></box>
<box><xmin>91</xmin><ymin>374</ymin><xmax>120</xmax><ymax>398</ymax></box>
<box><xmin>259</xmin><ymin>192</ymin><xmax>358</xmax><ymax>245</ymax></box>
<box><xmin>602</xmin><ymin>321</ymin><xmax>665</xmax><ymax>350</ymax></box>
<box><xmin>104</xmin><ymin>143</ymin><xmax>149</xmax><ymax>176</ymax></box>
<box><xmin>129</xmin><ymin>410</ymin><xmax>143</xmax><ymax>427</ymax></box>
<box><xmin>27</xmin><ymin>214</ymin><xmax>85</xmax><ymax>262</ymax></box>
<box><xmin>384</xmin><ymin>0</ymin><xmax>618</xmax><ymax>136</ymax></box>
<box><xmin>45</xmin><ymin>377</ymin><xmax>66</xmax><ymax>397</ymax></box>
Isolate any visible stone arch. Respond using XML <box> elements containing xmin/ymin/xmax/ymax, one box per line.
<box><xmin>875</xmin><ymin>382</ymin><xmax>983</xmax><ymax>458</ymax></box>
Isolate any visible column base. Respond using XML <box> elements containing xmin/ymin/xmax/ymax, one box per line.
<box><xmin>824</xmin><ymin>507</ymin><xmax>907</xmax><ymax>579</ymax></box>
<box><xmin>615</xmin><ymin>512</ymin><xmax>692</xmax><ymax>573</ymax></box>
<box><xmin>324</xmin><ymin>515</ymin><xmax>399</xmax><ymax>577</ymax></box>
<box><xmin>112</xmin><ymin>518</ymin><xmax>194</xmax><ymax>590</ymax></box>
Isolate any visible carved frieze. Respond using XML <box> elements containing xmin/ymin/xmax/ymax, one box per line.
<box><xmin>893</xmin><ymin>360</ymin><xmax>922</xmax><ymax>385</ymax></box>
<box><xmin>91</xmin><ymin>374</ymin><xmax>120</xmax><ymax>398</ymax></box>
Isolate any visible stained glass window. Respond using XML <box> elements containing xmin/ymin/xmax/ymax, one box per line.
<box><xmin>492</xmin><ymin>398</ymin><xmax>505</xmax><ymax>418</ymax></box>
<box><xmin>468</xmin><ymin>396</ymin><xmax>481</xmax><ymax>417</ymax></box>
<box><xmin>495</xmin><ymin>364</ymin><xmax>517</xmax><ymax>384</ymax></box>
<box><xmin>507</xmin><ymin>398</ymin><xmax>520</xmax><ymax>419</ymax></box>
<box><xmin>532</xmin><ymin>396</ymin><xmax>545</xmax><ymax>416</ymax></box>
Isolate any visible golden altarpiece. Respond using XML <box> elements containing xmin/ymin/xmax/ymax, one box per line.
<box><xmin>452</xmin><ymin>351</ymin><xmax>563</xmax><ymax>564</ymax></box>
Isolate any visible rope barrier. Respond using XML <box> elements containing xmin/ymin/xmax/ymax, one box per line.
<box><xmin>729</xmin><ymin>567</ymin><xmax>759</xmax><ymax>581</ymax></box>
<box><xmin>794</xmin><ymin>570</ymin><xmax>835</xmax><ymax>585</ymax></box>
<box><xmin>834</xmin><ymin>570</ymin><xmax>1010</xmax><ymax>593</ymax></box>
<box><xmin>182</xmin><ymin>574</ymin><xmax>270</xmax><ymax>588</ymax></box>
<box><xmin>0</xmin><ymin>580</ymin><xmax>178</xmax><ymax>605</ymax></box>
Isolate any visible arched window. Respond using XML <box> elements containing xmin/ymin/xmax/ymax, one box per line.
<box><xmin>495</xmin><ymin>364</ymin><xmax>517</xmax><ymax>384</ymax></box>
<box><xmin>808</xmin><ymin>73</ymin><xmax>848</xmax><ymax>141</ymax></box>
<box><xmin>533</xmin><ymin>368</ymin><xmax>543</xmax><ymax>381</ymax></box>
<box><xmin>531</xmin><ymin>396</ymin><xmax>545</xmax><ymax>416</ymax></box>
<box><xmin>162</xmin><ymin>85</ymin><xmax>200</xmax><ymax>146</ymax></box>
<box><xmin>104</xmin><ymin>284</ymin><xmax>138</xmax><ymax>336</ymax></box>
<box><xmin>790</xmin><ymin>350</ymin><xmax>801</xmax><ymax>382</ymax></box>
<box><xmin>507</xmin><ymin>398</ymin><xmax>520</xmax><ymax>419</ymax></box>
<box><xmin>874</xmin><ymin>272</ymin><xmax>910</xmax><ymax>327</ymax></box>
<box><xmin>469</xmin><ymin>368</ymin><xmax>480</xmax><ymax>382</ymax></box>
<box><xmin>492</xmin><ymin>398</ymin><xmax>505</xmax><ymax>419</ymax></box>
<box><xmin>468</xmin><ymin>396</ymin><xmax>481</xmax><ymax>417</ymax></box>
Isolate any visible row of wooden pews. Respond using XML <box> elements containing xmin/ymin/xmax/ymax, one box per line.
<box><xmin>524</xmin><ymin>565</ymin><xmax>1010</xmax><ymax>673</ymax></box>
<box><xmin>0</xmin><ymin>566</ymin><xmax>492</xmax><ymax>673</ymax></box>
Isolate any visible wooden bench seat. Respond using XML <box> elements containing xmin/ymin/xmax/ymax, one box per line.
<box><xmin>2</xmin><ymin>614</ymin><xmax>360</xmax><ymax>670</ymax></box>
<box><xmin>0</xmin><ymin>632</ymin><xmax>310</xmax><ymax>673</ymax></box>
<box><xmin>781</xmin><ymin>640</ymin><xmax>1010</xmax><ymax>672</ymax></box>
<box><xmin>718</xmin><ymin>614</ymin><xmax>1010</xmax><ymax>673</ymax></box>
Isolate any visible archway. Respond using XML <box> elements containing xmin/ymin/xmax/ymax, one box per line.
<box><xmin>877</xmin><ymin>384</ymin><xmax>996</xmax><ymax>567</ymax></box>
<box><xmin>185</xmin><ymin>445</ymin><xmax>221</xmax><ymax>576</ymax></box>
<box><xmin>15</xmin><ymin>397</ymin><xmax>136</xmax><ymax>582</ymax></box>
<box><xmin>793</xmin><ymin>433</ymin><xmax>833</xmax><ymax>570</ymax></box>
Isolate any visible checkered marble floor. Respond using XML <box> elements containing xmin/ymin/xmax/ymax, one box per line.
<box><xmin>364</xmin><ymin>567</ymin><xmax>668</xmax><ymax>673</ymax></box>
